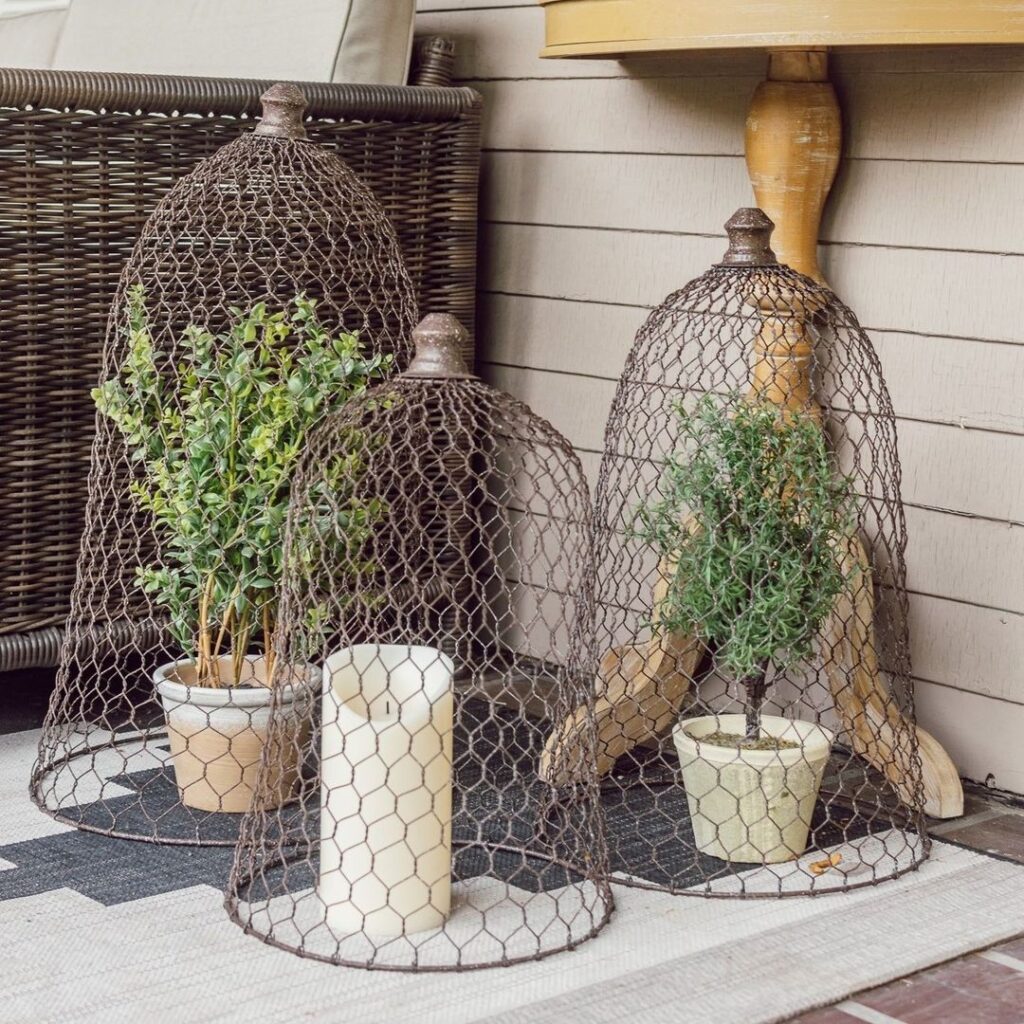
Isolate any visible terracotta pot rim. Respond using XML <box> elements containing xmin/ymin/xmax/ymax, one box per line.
<box><xmin>154</xmin><ymin>654</ymin><xmax>316</xmax><ymax>706</ymax></box>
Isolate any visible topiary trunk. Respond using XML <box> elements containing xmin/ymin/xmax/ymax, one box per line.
<box><xmin>743</xmin><ymin>661</ymin><xmax>771</xmax><ymax>741</ymax></box>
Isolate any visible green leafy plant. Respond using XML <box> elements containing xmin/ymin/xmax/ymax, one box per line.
<box><xmin>636</xmin><ymin>394</ymin><xmax>857</xmax><ymax>743</ymax></box>
<box><xmin>94</xmin><ymin>287</ymin><xmax>389</xmax><ymax>688</ymax></box>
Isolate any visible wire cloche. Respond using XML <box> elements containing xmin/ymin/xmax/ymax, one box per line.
<box><xmin>545</xmin><ymin>208</ymin><xmax>949</xmax><ymax>897</ymax></box>
<box><xmin>226</xmin><ymin>314</ymin><xmax>613</xmax><ymax>969</ymax></box>
<box><xmin>32</xmin><ymin>84</ymin><xmax>417</xmax><ymax>845</ymax></box>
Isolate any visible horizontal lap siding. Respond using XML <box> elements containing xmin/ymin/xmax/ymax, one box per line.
<box><xmin>416</xmin><ymin>1</ymin><xmax>1024</xmax><ymax>792</ymax></box>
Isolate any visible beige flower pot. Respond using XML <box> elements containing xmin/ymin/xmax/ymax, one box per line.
<box><xmin>154</xmin><ymin>654</ymin><xmax>312</xmax><ymax>813</ymax></box>
<box><xmin>673</xmin><ymin>714</ymin><xmax>834</xmax><ymax>864</ymax></box>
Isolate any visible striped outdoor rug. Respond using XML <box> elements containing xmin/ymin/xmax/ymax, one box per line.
<box><xmin>4</xmin><ymin>726</ymin><xmax>1024</xmax><ymax>1024</ymax></box>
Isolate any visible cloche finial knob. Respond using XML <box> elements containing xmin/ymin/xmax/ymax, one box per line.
<box><xmin>720</xmin><ymin>208</ymin><xmax>777</xmax><ymax>267</ymax></box>
<box><xmin>255</xmin><ymin>83</ymin><xmax>308</xmax><ymax>140</ymax></box>
<box><xmin>402</xmin><ymin>314</ymin><xmax>475</xmax><ymax>379</ymax></box>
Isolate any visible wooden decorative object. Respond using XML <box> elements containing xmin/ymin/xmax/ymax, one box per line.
<box><xmin>743</xmin><ymin>54</ymin><xmax>961</xmax><ymax>817</ymax></box>
<box><xmin>824</xmin><ymin>534</ymin><xmax>962</xmax><ymax>818</ymax></box>
<box><xmin>541</xmin><ymin>555</ymin><xmax>702</xmax><ymax>785</ymax></box>
<box><xmin>537</xmin><ymin>1</ymin><xmax>1024</xmax><ymax>57</ymax></box>
<box><xmin>744</xmin><ymin>49</ymin><xmax>839</xmax><ymax>284</ymax></box>
<box><xmin>537</xmin><ymin>0</ymin><xmax>978</xmax><ymax>818</ymax></box>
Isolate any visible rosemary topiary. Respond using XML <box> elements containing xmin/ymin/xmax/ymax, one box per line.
<box><xmin>636</xmin><ymin>394</ymin><xmax>857</xmax><ymax>742</ymax></box>
<box><xmin>93</xmin><ymin>289</ymin><xmax>389</xmax><ymax>688</ymax></box>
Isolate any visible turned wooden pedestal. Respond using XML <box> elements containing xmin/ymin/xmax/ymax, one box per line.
<box><xmin>535</xmin><ymin>1</ymin><xmax>988</xmax><ymax>816</ymax></box>
<box><xmin>742</xmin><ymin>49</ymin><xmax>961</xmax><ymax>817</ymax></box>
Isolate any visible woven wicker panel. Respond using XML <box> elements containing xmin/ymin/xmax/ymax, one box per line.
<box><xmin>0</xmin><ymin>72</ymin><xmax>480</xmax><ymax>663</ymax></box>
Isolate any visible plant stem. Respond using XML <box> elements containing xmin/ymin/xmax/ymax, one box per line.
<box><xmin>263</xmin><ymin>602</ymin><xmax>276</xmax><ymax>684</ymax></box>
<box><xmin>212</xmin><ymin>599</ymin><xmax>233</xmax><ymax>671</ymax></box>
<box><xmin>743</xmin><ymin>662</ymin><xmax>770</xmax><ymax>742</ymax></box>
<box><xmin>197</xmin><ymin>573</ymin><xmax>216</xmax><ymax>687</ymax></box>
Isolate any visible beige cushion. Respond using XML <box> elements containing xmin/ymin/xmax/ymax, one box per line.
<box><xmin>52</xmin><ymin>0</ymin><xmax>414</xmax><ymax>84</ymax></box>
<box><xmin>0</xmin><ymin>7</ymin><xmax>68</xmax><ymax>69</ymax></box>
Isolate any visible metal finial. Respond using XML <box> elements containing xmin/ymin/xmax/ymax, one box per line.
<box><xmin>401</xmin><ymin>314</ymin><xmax>476</xmax><ymax>379</ymax></box>
<box><xmin>719</xmin><ymin>208</ymin><xmax>777</xmax><ymax>267</ymax></box>
<box><xmin>254</xmin><ymin>83</ymin><xmax>308</xmax><ymax>140</ymax></box>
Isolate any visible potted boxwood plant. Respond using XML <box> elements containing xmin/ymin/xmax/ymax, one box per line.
<box><xmin>636</xmin><ymin>394</ymin><xmax>857</xmax><ymax>863</ymax></box>
<box><xmin>94</xmin><ymin>288</ymin><xmax>388</xmax><ymax>812</ymax></box>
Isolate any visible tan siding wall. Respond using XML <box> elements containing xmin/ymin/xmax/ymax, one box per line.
<box><xmin>417</xmin><ymin>0</ymin><xmax>1024</xmax><ymax>794</ymax></box>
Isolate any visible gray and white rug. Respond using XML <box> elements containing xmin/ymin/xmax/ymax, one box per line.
<box><xmin>4</xmin><ymin>726</ymin><xmax>1024</xmax><ymax>1024</ymax></box>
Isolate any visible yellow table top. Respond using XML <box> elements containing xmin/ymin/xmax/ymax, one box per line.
<box><xmin>538</xmin><ymin>0</ymin><xmax>1024</xmax><ymax>57</ymax></box>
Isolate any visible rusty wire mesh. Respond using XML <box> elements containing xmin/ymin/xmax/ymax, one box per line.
<box><xmin>32</xmin><ymin>84</ymin><xmax>417</xmax><ymax>845</ymax></box>
<box><xmin>225</xmin><ymin>315</ymin><xmax>613</xmax><ymax>969</ymax></box>
<box><xmin>545</xmin><ymin>208</ymin><xmax>930</xmax><ymax>897</ymax></box>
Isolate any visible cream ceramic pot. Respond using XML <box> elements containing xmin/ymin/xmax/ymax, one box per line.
<box><xmin>673</xmin><ymin>713</ymin><xmax>834</xmax><ymax>864</ymax></box>
<box><xmin>154</xmin><ymin>654</ymin><xmax>312</xmax><ymax>813</ymax></box>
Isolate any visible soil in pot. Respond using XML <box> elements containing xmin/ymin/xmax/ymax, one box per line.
<box><xmin>155</xmin><ymin>654</ymin><xmax>312</xmax><ymax>813</ymax></box>
<box><xmin>698</xmin><ymin>731</ymin><xmax>799</xmax><ymax>751</ymax></box>
<box><xmin>673</xmin><ymin>713</ymin><xmax>834</xmax><ymax>864</ymax></box>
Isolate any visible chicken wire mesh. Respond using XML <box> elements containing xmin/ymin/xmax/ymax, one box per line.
<box><xmin>32</xmin><ymin>83</ymin><xmax>417</xmax><ymax>845</ymax></box>
<box><xmin>543</xmin><ymin>208</ymin><xmax>931</xmax><ymax>896</ymax></box>
<box><xmin>225</xmin><ymin>314</ymin><xmax>613</xmax><ymax>969</ymax></box>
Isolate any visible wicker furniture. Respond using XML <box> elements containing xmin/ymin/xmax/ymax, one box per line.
<box><xmin>0</xmin><ymin>51</ymin><xmax>480</xmax><ymax>671</ymax></box>
<box><xmin>0</xmin><ymin>0</ymin><xmax>418</xmax><ymax>86</ymax></box>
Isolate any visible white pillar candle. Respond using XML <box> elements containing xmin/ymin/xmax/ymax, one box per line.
<box><xmin>320</xmin><ymin>644</ymin><xmax>454</xmax><ymax>937</ymax></box>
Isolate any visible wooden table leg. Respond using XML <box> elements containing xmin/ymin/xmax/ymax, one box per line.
<box><xmin>540</xmin><ymin>556</ymin><xmax>701</xmax><ymax>786</ymax></box>
<box><xmin>746</xmin><ymin>48</ymin><xmax>962</xmax><ymax>818</ymax></box>
<box><xmin>542</xmin><ymin>49</ymin><xmax>962</xmax><ymax>818</ymax></box>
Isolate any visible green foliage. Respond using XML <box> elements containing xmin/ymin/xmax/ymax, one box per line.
<box><xmin>636</xmin><ymin>394</ymin><xmax>857</xmax><ymax>692</ymax></box>
<box><xmin>94</xmin><ymin>287</ymin><xmax>389</xmax><ymax>686</ymax></box>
